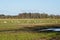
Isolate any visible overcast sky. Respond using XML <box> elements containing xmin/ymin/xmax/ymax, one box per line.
<box><xmin>0</xmin><ymin>0</ymin><xmax>60</xmax><ymax>15</ymax></box>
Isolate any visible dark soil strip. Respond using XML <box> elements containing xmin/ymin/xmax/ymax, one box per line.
<box><xmin>0</xmin><ymin>24</ymin><xmax>60</xmax><ymax>32</ymax></box>
<box><xmin>0</xmin><ymin>26</ymin><xmax>60</xmax><ymax>33</ymax></box>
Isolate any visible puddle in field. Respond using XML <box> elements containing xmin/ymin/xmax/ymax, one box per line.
<box><xmin>39</xmin><ymin>28</ymin><xmax>60</xmax><ymax>31</ymax></box>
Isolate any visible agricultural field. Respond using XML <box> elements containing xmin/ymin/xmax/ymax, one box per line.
<box><xmin>0</xmin><ymin>19</ymin><xmax>60</xmax><ymax>24</ymax></box>
<box><xmin>0</xmin><ymin>19</ymin><xmax>60</xmax><ymax>40</ymax></box>
<box><xmin>0</xmin><ymin>32</ymin><xmax>60</xmax><ymax>40</ymax></box>
<box><xmin>0</xmin><ymin>19</ymin><xmax>60</xmax><ymax>28</ymax></box>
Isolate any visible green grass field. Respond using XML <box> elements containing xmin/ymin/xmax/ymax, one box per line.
<box><xmin>0</xmin><ymin>19</ymin><xmax>60</xmax><ymax>28</ymax></box>
<box><xmin>0</xmin><ymin>32</ymin><xmax>59</xmax><ymax>40</ymax></box>
<box><xmin>0</xmin><ymin>19</ymin><xmax>60</xmax><ymax>40</ymax></box>
<box><xmin>0</xmin><ymin>19</ymin><xmax>60</xmax><ymax>24</ymax></box>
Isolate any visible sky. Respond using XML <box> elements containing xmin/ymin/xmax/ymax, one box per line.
<box><xmin>0</xmin><ymin>0</ymin><xmax>60</xmax><ymax>15</ymax></box>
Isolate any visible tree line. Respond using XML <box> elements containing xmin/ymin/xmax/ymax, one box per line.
<box><xmin>0</xmin><ymin>13</ymin><xmax>60</xmax><ymax>19</ymax></box>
